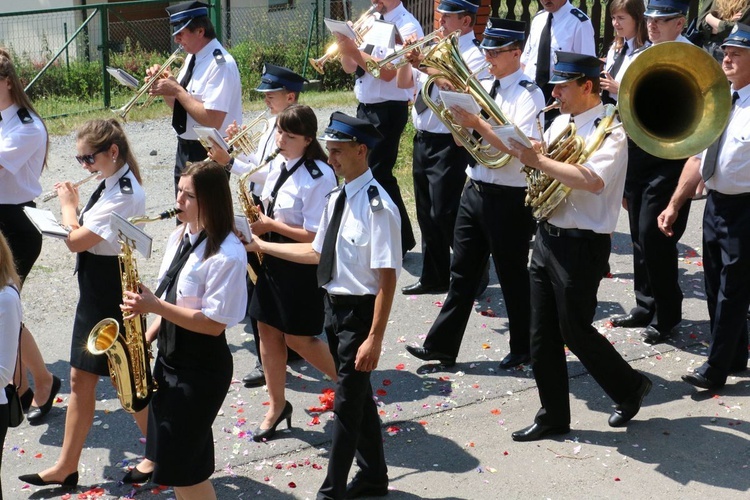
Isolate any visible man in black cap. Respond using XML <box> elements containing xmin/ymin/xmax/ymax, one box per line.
<box><xmin>334</xmin><ymin>0</ymin><xmax>423</xmax><ymax>256</ymax></box>
<box><xmin>658</xmin><ymin>24</ymin><xmax>750</xmax><ymax>390</ymax></box>
<box><xmin>246</xmin><ymin>112</ymin><xmax>401</xmax><ymax>499</ymax></box>
<box><xmin>395</xmin><ymin>0</ymin><xmax>488</xmax><ymax>296</ymax></box>
<box><xmin>607</xmin><ymin>0</ymin><xmax>692</xmax><ymax>344</ymax></box>
<box><xmin>209</xmin><ymin>63</ymin><xmax>308</xmax><ymax>388</ymax></box>
<box><xmin>147</xmin><ymin>0</ymin><xmax>242</xmax><ymax>193</ymax></box>
<box><xmin>404</xmin><ymin>18</ymin><xmax>544</xmax><ymax>370</ymax></box>
<box><xmin>508</xmin><ymin>51</ymin><xmax>651</xmax><ymax>441</ymax></box>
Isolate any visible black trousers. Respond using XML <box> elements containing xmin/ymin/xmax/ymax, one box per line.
<box><xmin>698</xmin><ymin>192</ymin><xmax>750</xmax><ymax>384</ymax></box>
<box><xmin>529</xmin><ymin>224</ymin><xmax>642</xmax><ymax>426</ymax></box>
<box><xmin>0</xmin><ymin>402</ymin><xmax>8</xmax><ymax>498</ymax></box>
<box><xmin>422</xmin><ymin>181</ymin><xmax>535</xmax><ymax>358</ymax></box>
<box><xmin>0</xmin><ymin>203</ymin><xmax>43</xmax><ymax>285</ymax></box>
<box><xmin>174</xmin><ymin>138</ymin><xmax>207</xmax><ymax>196</ymax></box>
<box><xmin>623</xmin><ymin>147</ymin><xmax>690</xmax><ymax>331</ymax></box>
<box><xmin>318</xmin><ymin>294</ymin><xmax>386</xmax><ymax>500</ymax></box>
<box><xmin>357</xmin><ymin>101</ymin><xmax>415</xmax><ymax>254</ymax></box>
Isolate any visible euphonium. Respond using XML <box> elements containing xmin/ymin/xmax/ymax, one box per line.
<box><xmin>309</xmin><ymin>5</ymin><xmax>378</xmax><ymax>74</ymax></box>
<box><xmin>115</xmin><ymin>48</ymin><xmax>185</xmax><ymax>121</ymax></box>
<box><xmin>420</xmin><ymin>32</ymin><xmax>512</xmax><ymax>168</ymax></box>
<box><xmin>238</xmin><ymin>148</ymin><xmax>280</xmax><ymax>283</ymax></box>
<box><xmin>86</xmin><ymin>208</ymin><xmax>181</xmax><ymax>413</ymax></box>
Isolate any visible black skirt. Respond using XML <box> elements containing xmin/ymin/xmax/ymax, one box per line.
<box><xmin>71</xmin><ymin>252</ymin><xmax>122</xmax><ymax>376</ymax></box>
<box><xmin>249</xmin><ymin>251</ymin><xmax>324</xmax><ymax>336</ymax></box>
<box><xmin>147</xmin><ymin>333</ymin><xmax>232</xmax><ymax>487</ymax></box>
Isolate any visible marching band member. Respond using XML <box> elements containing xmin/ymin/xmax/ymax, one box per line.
<box><xmin>209</xmin><ymin>63</ymin><xmax>308</xmax><ymax>389</ymax></box>
<box><xmin>335</xmin><ymin>0</ymin><xmax>423</xmax><ymax>256</ymax></box>
<box><xmin>599</xmin><ymin>0</ymin><xmax>648</xmax><ymax>105</ymax></box>
<box><xmin>396</xmin><ymin>0</ymin><xmax>488</xmax><ymax>296</ymax></box>
<box><xmin>247</xmin><ymin>112</ymin><xmax>401</xmax><ymax>499</ymax></box>
<box><xmin>0</xmin><ymin>48</ymin><xmax>60</xmax><ymax>424</ymax></box>
<box><xmin>508</xmin><ymin>52</ymin><xmax>651</xmax><ymax>441</ymax></box>
<box><xmin>608</xmin><ymin>0</ymin><xmax>693</xmax><ymax>344</ymax></box>
<box><xmin>247</xmin><ymin>104</ymin><xmax>337</xmax><ymax>442</ymax></box>
<box><xmin>148</xmin><ymin>1</ymin><xmax>242</xmax><ymax>193</ymax></box>
<box><xmin>658</xmin><ymin>24</ymin><xmax>750</xmax><ymax>390</ymax></box>
<box><xmin>405</xmin><ymin>18</ymin><xmax>543</xmax><ymax>370</ymax></box>
<box><xmin>122</xmin><ymin>161</ymin><xmax>247</xmax><ymax>500</ymax></box>
<box><xmin>19</xmin><ymin>119</ymin><xmax>146</xmax><ymax>488</ymax></box>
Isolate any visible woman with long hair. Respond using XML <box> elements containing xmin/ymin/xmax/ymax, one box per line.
<box><xmin>248</xmin><ymin>104</ymin><xmax>338</xmax><ymax>441</ymax></box>
<box><xmin>19</xmin><ymin>118</ymin><xmax>146</xmax><ymax>488</ymax></box>
<box><xmin>697</xmin><ymin>0</ymin><xmax>750</xmax><ymax>60</ymax></box>
<box><xmin>600</xmin><ymin>0</ymin><xmax>649</xmax><ymax>104</ymax></box>
<box><xmin>0</xmin><ymin>48</ymin><xmax>60</xmax><ymax>423</ymax></box>
<box><xmin>121</xmin><ymin>161</ymin><xmax>248</xmax><ymax>500</ymax></box>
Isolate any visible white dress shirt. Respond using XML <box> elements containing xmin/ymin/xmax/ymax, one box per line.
<box><xmin>0</xmin><ymin>284</ymin><xmax>22</xmax><ymax>404</ymax></box>
<box><xmin>312</xmin><ymin>169</ymin><xmax>402</xmax><ymax>296</ymax></box>
<box><xmin>546</xmin><ymin>103</ymin><xmax>628</xmax><ymax>233</ymax></box>
<box><xmin>602</xmin><ymin>37</ymin><xmax>637</xmax><ymax>102</ymax></box>
<box><xmin>0</xmin><ymin>103</ymin><xmax>47</xmax><ymax>204</ymax></box>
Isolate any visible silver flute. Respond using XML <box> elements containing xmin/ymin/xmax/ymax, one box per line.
<box><xmin>40</xmin><ymin>172</ymin><xmax>99</xmax><ymax>202</ymax></box>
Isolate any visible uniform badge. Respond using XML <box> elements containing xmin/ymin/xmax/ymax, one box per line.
<box><xmin>367</xmin><ymin>185</ymin><xmax>383</xmax><ymax>213</ymax></box>
<box><xmin>17</xmin><ymin>107</ymin><xmax>33</xmax><ymax>124</ymax></box>
<box><xmin>119</xmin><ymin>176</ymin><xmax>133</xmax><ymax>195</ymax></box>
<box><xmin>213</xmin><ymin>48</ymin><xmax>226</xmax><ymax>65</ymax></box>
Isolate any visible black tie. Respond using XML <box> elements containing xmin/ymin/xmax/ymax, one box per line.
<box><xmin>489</xmin><ymin>79</ymin><xmax>500</xmax><ymax>99</ymax></box>
<box><xmin>703</xmin><ymin>91</ymin><xmax>740</xmax><ymax>182</ymax></box>
<box><xmin>536</xmin><ymin>13</ymin><xmax>553</xmax><ymax>87</ymax></box>
<box><xmin>601</xmin><ymin>43</ymin><xmax>628</xmax><ymax>104</ymax></box>
<box><xmin>155</xmin><ymin>232</ymin><xmax>206</xmax><ymax>298</ymax></box>
<box><xmin>266</xmin><ymin>158</ymin><xmax>304</xmax><ymax>218</ymax></box>
<box><xmin>172</xmin><ymin>55</ymin><xmax>196</xmax><ymax>135</ymax></box>
<box><xmin>79</xmin><ymin>180</ymin><xmax>106</xmax><ymax>225</ymax></box>
<box><xmin>317</xmin><ymin>188</ymin><xmax>347</xmax><ymax>287</ymax></box>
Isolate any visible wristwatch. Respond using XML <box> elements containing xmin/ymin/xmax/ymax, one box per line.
<box><xmin>224</xmin><ymin>157</ymin><xmax>235</xmax><ymax>172</ymax></box>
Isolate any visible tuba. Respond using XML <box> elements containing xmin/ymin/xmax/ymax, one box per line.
<box><xmin>420</xmin><ymin>32</ymin><xmax>512</xmax><ymax>168</ymax></box>
<box><xmin>309</xmin><ymin>5</ymin><xmax>378</xmax><ymax>74</ymax></box>
<box><xmin>86</xmin><ymin>208</ymin><xmax>181</xmax><ymax>413</ymax></box>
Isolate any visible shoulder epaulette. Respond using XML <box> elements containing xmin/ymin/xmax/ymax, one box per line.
<box><xmin>119</xmin><ymin>175</ymin><xmax>134</xmax><ymax>195</ymax></box>
<box><xmin>472</xmin><ymin>39</ymin><xmax>480</xmax><ymax>47</ymax></box>
<box><xmin>518</xmin><ymin>80</ymin><xmax>538</xmax><ymax>91</ymax></box>
<box><xmin>632</xmin><ymin>43</ymin><xmax>650</xmax><ymax>56</ymax></box>
<box><xmin>17</xmin><ymin>107</ymin><xmax>33</xmax><ymax>124</ymax></box>
<box><xmin>304</xmin><ymin>159</ymin><xmax>324</xmax><ymax>179</ymax></box>
<box><xmin>367</xmin><ymin>185</ymin><xmax>384</xmax><ymax>213</ymax></box>
<box><xmin>213</xmin><ymin>48</ymin><xmax>226</xmax><ymax>65</ymax></box>
<box><xmin>570</xmin><ymin>8</ymin><xmax>589</xmax><ymax>22</ymax></box>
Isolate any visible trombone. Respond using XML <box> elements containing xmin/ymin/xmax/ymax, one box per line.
<box><xmin>114</xmin><ymin>48</ymin><xmax>185</xmax><ymax>121</ymax></box>
<box><xmin>309</xmin><ymin>5</ymin><xmax>378</xmax><ymax>75</ymax></box>
<box><xmin>366</xmin><ymin>28</ymin><xmax>448</xmax><ymax>78</ymax></box>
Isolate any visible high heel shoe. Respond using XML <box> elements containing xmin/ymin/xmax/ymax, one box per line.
<box><xmin>252</xmin><ymin>401</ymin><xmax>293</xmax><ymax>442</ymax></box>
<box><xmin>19</xmin><ymin>388</ymin><xmax>34</xmax><ymax>413</ymax></box>
<box><xmin>18</xmin><ymin>471</ymin><xmax>78</xmax><ymax>488</ymax></box>
<box><xmin>27</xmin><ymin>375</ymin><xmax>61</xmax><ymax>423</ymax></box>
<box><xmin>122</xmin><ymin>466</ymin><xmax>153</xmax><ymax>484</ymax></box>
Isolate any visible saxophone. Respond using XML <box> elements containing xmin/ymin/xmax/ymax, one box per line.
<box><xmin>86</xmin><ymin>208</ymin><xmax>181</xmax><ymax>413</ymax></box>
<box><xmin>238</xmin><ymin>147</ymin><xmax>280</xmax><ymax>283</ymax></box>
<box><xmin>523</xmin><ymin>103</ymin><xmax>618</xmax><ymax>221</ymax></box>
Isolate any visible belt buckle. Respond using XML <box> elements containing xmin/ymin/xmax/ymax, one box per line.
<box><xmin>546</xmin><ymin>223</ymin><xmax>561</xmax><ymax>237</ymax></box>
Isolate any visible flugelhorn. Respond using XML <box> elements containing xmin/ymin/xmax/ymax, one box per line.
<box><xmin>40</xmin><ymin>172</ymin><xmax>99</xmax><ymax>202</ymax></box>
<box><xmin>309</xmin><ymin>5</ymin><xmax>378</xmax><ymax>75</ymax></box>
<box><xmin>114</xmin><ymin>48</ymin><xmax>185</xmax><ymax>121</ymax></box>
<box><xmin>366</xmin><ymin>28</ymin><xmax>445</xmax><ymax>78</ymax></box>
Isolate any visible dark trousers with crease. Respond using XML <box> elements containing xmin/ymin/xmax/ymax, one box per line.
<box><xmin>529</xmin><ymin>226</ymin><xmax>642</xmax><ymax>426</ymax></box>
<box><xmin>623</xmin><ymin>146</ymin><xmax>690</xmax><ymax>331</ymax></box>
<box><xmin>697</xmin><ymin>192</ymin><xmax>750</xmax><ymax>384</ymax></box>
<box><xmin>318</xmin><ymin>294</ymin><xmax>386</xmax><ymax>500</ymax></box>
<box><xmin>357</xmin><ymin>101</ymin><xmax>415</xmax><ymax>254</ymax></box>
<box><xmin>412</xmin><ymin>130</ymin><xmax>469</xmax><ymax>287</ymax></box>
<box><xmin>422</xmin><ymin>181</ymin><xmax>534</xmax><ymax>358</ymax></box>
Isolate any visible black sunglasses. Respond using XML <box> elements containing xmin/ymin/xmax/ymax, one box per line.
<box><xmin>75</xmin><ymin>146</ymin><xmax>110</xmax><ymax>166</ymax></box>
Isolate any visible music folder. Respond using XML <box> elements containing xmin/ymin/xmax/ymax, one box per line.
<box><xmin>106</xmin><ymin>67</ymin><xmax>140</xmax><ymax>89</ymax></box>
<box><xmin>234</xmin><ymin>215</ymin><xmax>254</xmax><ymax>244</ymax></box>
<box><xmin>324</xmin><ymin>18</ymin><xmax>358</xmax><ymax>40</ymax></box>
<box><xmin>193</xmin><ymin>126</ymin><xmax>230</xmax><ymax>152</ymax></box>
<box><xmin>110</xmin><ymin>213</ymin><xmax>153</xmax><ymax>258</ymax></box>
<box><xmin>23</xmin><ymin>207</ymin><xmax>70</xmax><ymax>239</ymax></box>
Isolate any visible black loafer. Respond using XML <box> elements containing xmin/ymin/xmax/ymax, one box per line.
<box><xmin>641</xmin><ymin>325</ymin><xmax>673</xmax><ymax>345</ymax></box>
<box><xmin>498</xmin><ymin>352</ymin><xmax>531</xmax><ymax>370</ymax></box>
<box><xmin>242</xmin><ymin>367</ymin><xmax>266</xmax><ymax>388</ymax></box>
<box><xmin>27</xmin><ymin>375</ymin><xmax>61</xmax><ymax>423</ymax></box>
<box><xmin>405</xmin><ymin>345</ymin><xmax>456</xmax><ymax>366</ymax></box>
<box><xmin>682</xmin><ymin>372</ymin><xmax>723</xmax><ymax>390</ymax></box>
<box><xmin>610</xmin><ymin>313</ymin><xmax>650</xmax><ymax>328</ymax></box>
<box><xmin>122</xmin><ymin>466</ymin><xmax>153</xmax><ymax>484</ymax></box>
<box><xmin>609</xmin><ymin>374</ymin><xmax>652</xmax><ymax>427</ymax></box>
<box><xmin>18</xmin><ymin>471</ymin><xmax>78</xmax><ymax>488</ymax></box>
<box><xmin>511</xmin><ymin>422</ymin><xmax>570</xmax><ymax>442</ymax></box>
<box><xmin>345</xmin><ymin>475</ymin><xmax>389</xmax><ymax>499</ymax></box>
<box><xmin>401</xmin><ymin>281</ymin><xmax>449</xmax><ymax>295</ymax></box>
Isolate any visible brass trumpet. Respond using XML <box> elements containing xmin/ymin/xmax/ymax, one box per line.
<box><xmin>309</xmin><ymin>5</ymin><xmax>378</xmax><ymax>75</ymax></box>
<box><xmin>40</xmin><ymin>171</ymin><xmax>99</xmax><ymax>202</ymax></box>
<box><xmin>366</xmin><ymin>28</ymin><xmax>446</xmax><ymax>78</ymax></box>
<box><xmin>197</xmin><ymin>111</ymin><xmax>269</xmax><ymax>159</ymax></box>
<box><xmin>114</xmin><ymin>48</ymin><xmax>185</xmax><ymax>121</ymax></box>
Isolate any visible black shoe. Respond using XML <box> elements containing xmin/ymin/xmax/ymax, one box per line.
<box><xmin>122</xmin><ymin>466</ymin><xmax>153</xmax><ymax>484</ymax></box>
<box><xmin>346</xmin><ymin>475</ymin><xmax>389</xmax><ymax>499</ymax></box>
<box><xmin>511</xmin><ymin>422</ymin><xmax>570</xmax><ymax>442</ymax></box>
<box><xmin>609</xmin><ymin>374</ymin><xmax>652</xmax><ymax>427</ymax></box>
<box><xmin>27</xmin><ymin>375</ymin><xmax>61</xmax><ymax>423</ymax></box>
<box><xmin>405</xmin><ymin>345</ymin><xmax>456</xmax><ymax>366</ymax></box>
<box><xmin>498</xmin><ymin>352</ymin><xmax>530</xmax><ymax>370</ymax></box>
<box><xmin>682</xmin><ymin>372</ymin><xmax>724</xmax><ymax>390</ymax></box>
<box><xmin>242</xmin><ymin>367</ymin><xmax>266</xmax><ymax>388</ymax></box>
<box><xmin>610</xmin><ymin>313</ymin><xmax>650</xmax><ymax>328</ymax></box>
<box><xmin>19</xmin><ymin>388</ymin><xmax>34</xmax><ymax>413</ymax></box>
<box><xmin>18</xmin><ymin>471</ymin><xmax>78</xmax><ymax>488</ymax></box>
<box><xmin>641</xmin><ymin>325</ymin><xmax>674</xmax><ymax>345</ymax></box>
<box><xmin>401</xmin><ymin>281</ymin><xmax>449</xmax><ymax>295</ymax></box>
<box><xmin>253</xmin><ymin>401</ymin><xmax>293</xmax><ymax>442</ymax></box>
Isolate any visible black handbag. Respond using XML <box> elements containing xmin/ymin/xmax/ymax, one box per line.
<box><xmin>5</xmin><ymin>285</ymin><xmax>24</xmax><ymax>427</ymax></box>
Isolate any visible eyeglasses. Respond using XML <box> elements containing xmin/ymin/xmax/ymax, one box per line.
<box><xmin>646</xmin><ymin>16</ymin><xmax>681</xmax><ymax>25</ymax></box>
<box><xmin>75</xmin><ymin>146</ymin><xmax>109</xmax><ymax>165</ymax></box>
<box><xmin>482</xmin><ymin>48</ymin><xmax>516</xmax><ymax>58</ymax></box>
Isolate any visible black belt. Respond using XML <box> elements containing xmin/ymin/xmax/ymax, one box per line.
<box><xmin>177</xmin><ymin>137</ymin><xmax>201</xmax><ymax>146</ymax></box>
<box><xmin>541</xmin><ymin>221</ymin><xmax>601</xmax><ymax>239</ymax></box>
<box><xmin>469</xmin><ymin>179</ymin><xmax>522</xmax><ymax>196</ymax></box>
<box><xmin>709</xmin><ymin>190</ymin><xmax>750</xmax><ymax>200</ymax></box>
<box><xmin>415</xmin><ymin>130</ymin><xmax>451</xmax><ymax>139</ymax></box>
<box><xmin>327</xmin><ymin>294</ymin><xmax>376</xmax><ymax>306</ymax></box>
<box><xmin>360</xmin><ymin>101</ymin><xmax>408</xmax><ymax>109</ymax></box>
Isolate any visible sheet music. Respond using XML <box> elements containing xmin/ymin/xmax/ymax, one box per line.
<box><xmin>439</xmin><ymin>90</ymin><xmax>482</xmax><ymax>115</ymax></box>
<box><xmin>106</xmin><ymin>67</ymin><xmax>140</xmax><ymax>89</ymax></box>
<box><xmin>23</xmin><ymin>207</ymin><xmax>70</xmax><ymax>239</ymax></box>
<box><xmin>110</xmin><ymin>213</ymin><xmax>153</xmax><ymax>259</ymax></box>
<box><xmin>364</xmin><ymin>20</ymin><xmax>400</xmax><ymax>49</ymax></box>
<box><xmin>234</xmin><ymin>215</ymin><xmax>254</xmax><ymax>244</ymax></box>
<box><xmin>193</xmin><ymin>126</ymin><xmax>230</xmax><ymax>151</ymax></box>
<box><xmin>324</xmin><ymin>18</ymin><xmax>358</xmax><ymax>40</ymax></box>
<box><xmin>492</xmin><ymin>124</ymin><xmax>533</xmax><ymax>149</ymax></box>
